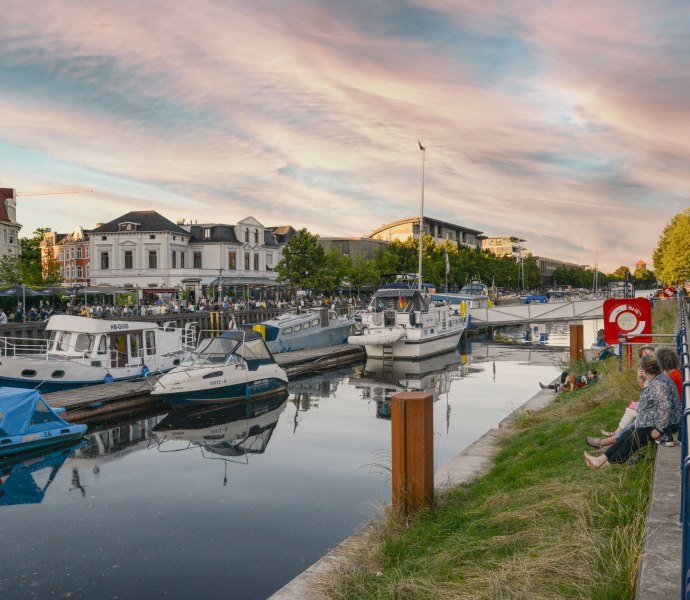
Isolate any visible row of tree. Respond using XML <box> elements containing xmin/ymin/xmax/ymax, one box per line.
<box><xmin>274</xmin><ymin>228</ymin><xmax>656</xmax><ymax>296</ymax></box>
<box><xmin>0</xmin><ymin>228</ymin><xmax>62</xmax><ymax>286</ymax></box>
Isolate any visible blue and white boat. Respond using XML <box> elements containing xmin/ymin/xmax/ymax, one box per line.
<box><xmin>245</xmin><ymin>306</ymin><xmax>355</xmax><ymax>353</ymax></box>
<box><xmin>0</xmin><ymin>315</ymin><xmax>197</xmax><ymax>391</ymax></box>
<box><xmin>0</xmin><ymin>387</ymin><xmax>87</xmax><ymax>458</ymax></box>
<box><xmin>149</xmin><ymin>330</ymin><xmax>288</xmax><ymax>405</ymax></box>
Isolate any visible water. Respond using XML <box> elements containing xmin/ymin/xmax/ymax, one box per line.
<box><xmin>1</xmin><ymin>342</ymin><xmax>564</xmax><ymax>599</ymax></box>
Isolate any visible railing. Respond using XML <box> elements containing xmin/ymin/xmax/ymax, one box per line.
<box><xmin>679</xmin><ymin>299</ymin><xmax>690</xmax><ymax>598</ymax></box>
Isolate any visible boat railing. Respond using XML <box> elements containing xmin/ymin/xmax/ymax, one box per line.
<box><xmin>0</xmin><ymin>336</ymin><xmax>50</xmax><ymax>357</ymax></box>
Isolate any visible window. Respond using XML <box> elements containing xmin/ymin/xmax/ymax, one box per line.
<box><xmin>254</xmin><ymin>230</ymin><xmax>259</xmax><ymax>243</ymax></box>
<box><xmin>266</xmin><ymin>254</ymin><xmax>273</xmax><ymax>268</ymax></box>
<box><xmin>244</xmin><ymin>252</ymin><xmax>250</xmax><ymax>270</ymax></box>
<box><xmin>193</xmin><ymin>252</ymin><xmax>202</xmax><ymax>269</ymax></box>
<box><xmin>101</xmin><ymin>235</ymin><xmax>107</xmax><ymax>241</ymax></box>
<box><xmin>148</xmin><ymin>250</ymin><xmax>157</xmax><ymax>269</ymax></box>
<box><xmin>172</xmin><ymin>250</ymin><xmax>177</xmax><ymax>269</ymax></box>
<box><xmin>149</xmin><ymin>234</ymin><xmax>156</xmax><ymax>240</ymax></box>
<box><xmin>180</xmin><ymin>252</ymin><xmax>185</xmax><ymax>268</ymax></box>
<box><xmin>77</xmin><ymin>266</ymin><xmax>83</xmax><ymax>278</ymax></box>
<box><xmin>77</xmin><ymin>247</ymin><xmax>83</xmax><ymax>259</ymax></box>
<box><xmin>100</xmin><ymin>251</ymin><xmax>109</xmax><ymax>269</ymax></box>
<box><xmin>203</xmin><ymin>227</ymin><xmax>211</xmax><ymax>239</ymax></box>
<box><xmin>74</xmin><ymin>334</ymin><xmax>93</xmax><ymax>352</ymax></box>
<box><xmin>9</xmin><ymin>232</ymin><xmax>14</xmax><ymax>244</ymax></box>
<box><xmin>253</xmin><ymin>254</ymin><xmax>259</xmax><ymax>270</ymax></box>
<box><xmin>145</xmin><ymin>331</ymin><xmax>156</xmax><ymax>356</ymax></box>
<box><xmin>124</xmin><ymin>250</ymin><xmax>133</xmax><ymax>269</ymax></box>
<box><xmin>86</xmin><ymin>246</ymin><xmax>90</xmax><ymax>258</ymax></box>
<box><xmin>303</xmin><ymin>322</ymin><xmax>311</xmax><ymax>329</ymax></box>
<box><xmin>244</xmin><ymin>228</ymin><xmax>249</xmax><ymax>242</ymax></box>
<box><xmin>228</xmin><ymin>252</ymin><xmax>236</xmax><ymax>270</ymax></box>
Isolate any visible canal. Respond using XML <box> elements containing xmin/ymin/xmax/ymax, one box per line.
<box><xmin>1</xmin><ymin>339</ymin><xmax>578</xmax><ymax>599</ymax></box>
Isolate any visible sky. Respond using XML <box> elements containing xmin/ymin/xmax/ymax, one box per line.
<box><xmin>1</xmin><ymin>0</ymin><xmax>689</xmax><ymax>273</ymax></box>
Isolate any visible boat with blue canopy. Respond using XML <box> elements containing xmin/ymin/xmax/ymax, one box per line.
<box><xmin>0</xmin><ymin>387</ymin><xmax>87</xmax><ymax>457</ymax></box>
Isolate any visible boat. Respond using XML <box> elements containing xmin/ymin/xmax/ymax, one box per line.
<box><xmin>149</xmin><ymin>329</ymin><xmax>288</xmax><ymax>406</ymax></box>
<box><xmin>432</xmin><ymin>279</ymin><xmax>492</xmax><ymax>310</ymax></box>
<box><xmin>347</xmin><ymin>286</ymin><xmax>466</xmax><ymax>360</ymax></box>
<box><xmin>0</xmin><ymin>387</ymin><xmax>88</xmax><ymax>458</ymax></box>
<box><xmin>151</xmin><ymin>392</ymin><xmax>287</xmax><ymax>461</ymax></box>
<box><xmin>0</xmin><ymin>315</ymin><xmax>198</xmax><ymax>391</ymax></box>
<box><xmin>348</xmin><ymin>144</ymin><xmax>466</xmax><ymax>360</ymax></box>
<box><xmin>243</xmin><ymin>306</ymin><xmax>355</xmax><ymax>353</ymax></box>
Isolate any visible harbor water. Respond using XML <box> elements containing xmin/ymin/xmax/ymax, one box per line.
<box><xmin>1</xmin><ymin>341</ymin><xmax>569</xmax><ymax>599</ymax></box>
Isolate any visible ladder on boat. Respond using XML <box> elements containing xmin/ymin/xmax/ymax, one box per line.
<box><xmin>382</xmin><ymin>345</ymin><xmax>394</xmax><ymax>369</ymax></box>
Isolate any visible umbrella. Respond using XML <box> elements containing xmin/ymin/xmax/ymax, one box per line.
<box><xmin>0</xmin><ymin>287</ymin><xmax>42</xmax><ymax>298</ymax></box>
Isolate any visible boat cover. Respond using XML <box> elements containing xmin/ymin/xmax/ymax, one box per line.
<box><xmin>0</xmin><ymin>387</ymin><xmax>73</xmax><ymax>437</ymax></box>
<box><xmin>348</xmin><ymin>329</ymin><xmax>406</xmax><ymax>346</ymax></box>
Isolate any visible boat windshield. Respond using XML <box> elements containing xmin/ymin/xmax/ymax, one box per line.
<box><xmin>460</xmin><ymin>285</ymin><xmax>487</xmax><ymax>296</ymax></box>
<box><xmin>180</xmin><ymin>337</ymin><xmax>242</xmax><ymax>367</ymax></box>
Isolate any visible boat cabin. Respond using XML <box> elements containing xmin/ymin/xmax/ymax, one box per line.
<box><xmin>180</xmin><ymin>330</ymin><xmax>275</xmax><ymax>371</ymax></box>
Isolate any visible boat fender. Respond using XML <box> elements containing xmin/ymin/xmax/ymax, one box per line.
<box><xmin>104</xmin><ymin>373</ymin><xmax>114</xmax><ymax>384</ymax></box>
<box><xmin>141</xmin><ymin>365</ymin><xmax>150</xmax><ymax>377</ymax></box>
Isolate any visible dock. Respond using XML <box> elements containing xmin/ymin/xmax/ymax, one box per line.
<box><xmin>45</xmin><ymin>344</ymin><xmax>365</xmax><ymax>420</ymax></box>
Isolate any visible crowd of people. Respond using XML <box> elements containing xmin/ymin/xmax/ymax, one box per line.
<box><xmin>0</xmin><ymin>293</ymin><xmax>364</xmax><ymax>323</ymax></box>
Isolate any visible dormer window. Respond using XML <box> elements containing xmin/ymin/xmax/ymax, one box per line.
<box><xmin>203</xmin><ymin>227</ymin><xmax>211</xmax><ymax>239</ymax></box>
<box><xmin>118</xmin><ymin>222</ymin><xmax>139</xmax><ymax>232</ymax></box>
<box><xmin>254</xmin><ymin>229</ymin><xmax>259</xmax><ymax>244</ymax></box>
<box><xmin>244</xmin><ymin>228</ymin><xmax>249</xmax><ymax>243</ymax></box>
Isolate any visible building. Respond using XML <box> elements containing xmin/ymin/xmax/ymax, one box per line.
<box><xmin>318</xmin><ymin>237</ymin><xmax>388</xmax><ymax>260</ymax></box>
<box><xmin>635</xmin><ymin>259</ymin><xmax>647</xmax><ymax>271</ymax></box>
<box><xmin>368</xmin><ymin>217</ymin><xmax>483</xmax><ymax>250</ymax></box>
<box><xmin>0</xmin><ymin>188</ymin><xmax>22</xmax><ymax>258</ymax></box>
<box><xmin>87</xmin><ymin>211</ymin><xmax>289</xmax><ymax>301</ymax></box>
<box><xmin>482</xmin><ymin>236</ymin><xmax>526</xmax><ymax>259</ymax></box>
<box><xmin>41</xmin><ymin>227</ymin><xmax>91</xmax><ymax>285</ymax></box>
<box><xmin>532</xmin><ymin>256</ymin><xmax>585</xmax><ymax>286</ymax></box>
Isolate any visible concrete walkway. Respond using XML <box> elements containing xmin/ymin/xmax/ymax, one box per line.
<box><xmin>269</xmin><ymin>386</ymin><xmax>683</xmax><ymax>600</ymax></box>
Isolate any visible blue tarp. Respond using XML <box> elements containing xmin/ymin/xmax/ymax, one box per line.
<box><xmin>0</xmin><ymin>387</ymin><xmax>69</xmax><ymax>437</ymax></box>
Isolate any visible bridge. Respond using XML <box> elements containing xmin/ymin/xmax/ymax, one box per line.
<box><xmin>468</xmin><ymin>299</ymin><xmax>604</xmax><ymax>328</ymax></box>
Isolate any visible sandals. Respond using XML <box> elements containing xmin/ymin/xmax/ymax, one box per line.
<box><xmin>586</xmin><ymin>436</ymin><xmax>603</xmax><ymax>449</ymax></box>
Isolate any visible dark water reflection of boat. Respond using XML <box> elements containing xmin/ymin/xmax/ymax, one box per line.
<box><xmin>0</xmin><ymin>439</ymin><xmax>86</xmax><ymax>506</ymax></box>
<box><xmin>151</xmin><ymin>392</ymin><xmax>288</xmax><ymax>465</ymax></box>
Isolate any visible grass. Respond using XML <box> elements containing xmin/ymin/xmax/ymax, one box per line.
<box><xmin>320</xmin><ymin>302</ymin><xmax>677</xmax><ymax>599</ymax></box>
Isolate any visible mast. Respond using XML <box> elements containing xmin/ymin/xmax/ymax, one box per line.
<box><xmin>593</xmin><ymin>222</ymin><xmax>600</xmax><ymax>293</ymax></box>
<box><xmin>418</xmin><ymin>141</ymin><xmax>426</xmax><ymax>291</ymax></box>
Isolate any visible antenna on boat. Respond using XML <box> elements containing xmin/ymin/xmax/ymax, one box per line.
<box><xmin>593</xmin><ymin>222</ymin><xmax>600</xmax><ymax>293</ymax></box>
<box><xmin>417</xmin><ymin>141</ymin><xmax>426</xmax><ymax>292</ymax></box>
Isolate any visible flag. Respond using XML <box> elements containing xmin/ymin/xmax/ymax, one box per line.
<box><xmin>445</xmin><ymin>251</ymin><xmax>450</xmax><ymax>276</ymax></box>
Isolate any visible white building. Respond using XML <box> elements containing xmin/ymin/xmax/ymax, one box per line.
<box><xmin>88</xmin><ymin>211</ymin><xmax>289</xmax><ymax>301</ymax></box>
<box><xmin>0</xmin><ymin>188</ymin><xmax>22</xmax><ymax>258</ymax></box>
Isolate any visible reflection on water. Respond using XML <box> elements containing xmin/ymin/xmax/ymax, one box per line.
<box><xmin>494</xmin><ymin>318</ymin><xmax>603</xmax><ymax>348</ymax></box>
<box><xmin>0</xmin><ymin>341</ymin><xmax>565</xmax><ymax>599</ymax></box>
<box><xmin>151</xmin><ymin>394</ymin><xmax>288</xmax><ymax>484</ymax></box>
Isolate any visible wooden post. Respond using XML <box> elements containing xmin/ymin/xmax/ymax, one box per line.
<box><xmin>391</xmin><ymin>391</ymin><xmax>434</xmax><ymax>514</ymax></box>
<box><xmin>570</xmin><ymin>323</ymin><xmax>584</xmax><ymax>361</ymax></box>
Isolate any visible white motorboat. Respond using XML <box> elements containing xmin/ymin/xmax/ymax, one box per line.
<box><xmin>0</xmin><ymin>315</ymin><xmax>197</xmax><ymax>391</ymax></box>
<box><xmin>150</xmin><ymin>329</ymin><xmax>288</xmax><ymax>406</ymax></box>
<box><xmin>348</xmin><ymin>287</ymin><xmax>466</xmax><ymax>360</ymax></box>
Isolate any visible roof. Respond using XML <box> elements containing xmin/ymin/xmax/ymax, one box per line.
<box><xmin>187</xmin><ymin>224</ymin><xmax>240</xmax><ymax>244</ymax></box>
<box><xmin>90</xmin><ymin>211</ymin><xmax>189</xmax><ymax>235</ymax></box>
<box><xmin>267</xmin><ymin>226</ymin><xmax>296</xmax><ymax>244</ymax></box>
<box><xmin>0</xmin><ymin>188</ymin><xmax>13</xmax><ymax>223</ymax></box>
<box><xmin>220</xmin><ymin>329</ymin><xmax>264</xmax><ymax>342</ymax></box>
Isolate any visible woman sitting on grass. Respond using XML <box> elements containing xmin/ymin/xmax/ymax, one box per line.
<box><xmin>584</xmin><ymin>355</ymin><xmax>681</xmax><ymax>469</ymax></box>
<box><xmin>540</xmin><ymin>369</ymin><xmax>597</xmax><ymax>393</ymax></box>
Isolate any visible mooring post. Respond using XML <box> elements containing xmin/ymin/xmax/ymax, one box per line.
<box><xmin>391</xmin><ymin>391</ymin><xmax>434</xmax><ymax>514</ymax></box>
<box><xmin>569</xmin><ymin>323</ymin><xmax>584</xmax><ymax>361</ymax></box>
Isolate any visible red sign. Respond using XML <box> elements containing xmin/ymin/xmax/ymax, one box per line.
<box><xmin>603</xmin><ymin>298</ymin><xmax>652</xmax><ymax>344</ymax></box>
<box><xmin>663</xmin><ymin>287</ymin><xmax>676</xmax><ymax>297</ymax></box>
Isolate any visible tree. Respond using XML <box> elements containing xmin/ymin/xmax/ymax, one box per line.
<box><xmin>42</xmin><ymin>253</ymin><xmax>63</xmax><ymax>286</ymax></box>
<box><xmin>610</xmin><ymin>265</ymin><xmax>632</xmax><ymax>281</ymax></box>
<box><xmin>275</xmin><ymin>229</ymin><xmax>326</xmax><ymax>297</ymax></box>
<box><xmin>653</xmin><ymin>210</ymin><xmax>690</xmax><ymax>284</ymax></box>
<box><xmin>347</xmin><ymin>252</ymin><xmax>379</xmax><ymax>295</ymax></box>
<box><xmin>21</xmin><ymin>227</ymin><xmax>53</xmax><ymax>286</ymax></box>
<box><xmin>0</xmin><ymin>255</ymin><xmax>23</xmax><ymax>285</ymax></box>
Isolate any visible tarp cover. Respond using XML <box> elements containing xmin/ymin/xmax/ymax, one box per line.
<box><xmin>0</xmin><ymin>388</ymin><xmax>68</xmax><ymax>437</ymax></box>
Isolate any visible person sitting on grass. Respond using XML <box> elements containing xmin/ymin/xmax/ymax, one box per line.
<box><xmin>540</xmin><ymin>369</ymin><xmax>598</xmax><ymax>392</ymax></box>
<box><xmin>584</xmin><ymin>355</ymin><xmax>681</xmax><ymax>468</ymax></box>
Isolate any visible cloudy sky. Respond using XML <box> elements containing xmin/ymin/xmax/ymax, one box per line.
<box><xmin>1</xmin><ymin>0</ymin><xmax>688</xmax><ymax>272</ymax></box>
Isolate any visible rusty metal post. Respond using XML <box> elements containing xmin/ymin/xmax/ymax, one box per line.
<box><xmin>391</xmin><ymin>391</ymin><xmax>434</xmax><ymax>514</ymax></box>
<box><xmin>570</xmin><ymin>323</ymin><xmax>584</xmax><ymax>361</ymax></box>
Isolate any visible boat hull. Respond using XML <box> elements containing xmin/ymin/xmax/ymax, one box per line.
<box><xmin>0</xmin><ymin>427</ymin><xmax>87</xmax><ymax>458</ymax></box>
<box><xmin>350</xmin><ymin>328</ymin><xmax>463</xmax><ymax>360</ymax></box>
<box><xmin>154</xmin><ymin>378</ymin><xmax>288</xmax><ymax>406</ymax></box>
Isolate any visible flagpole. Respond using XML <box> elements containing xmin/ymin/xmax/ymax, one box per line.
<box><xmin>417</xmin><ymin>141</ymin><xmax>426</xmax><ymax>292</ymax></box>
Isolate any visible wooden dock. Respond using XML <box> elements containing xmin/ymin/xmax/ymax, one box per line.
<box><xmin>45</xmin><ymin>344</ymin><xmax>365</xmax><ymax>420</ymax></box>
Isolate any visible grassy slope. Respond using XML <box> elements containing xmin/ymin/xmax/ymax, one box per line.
<box><xmin>324</xmin><ymin>303</ymin><xmax>677</xmax><ymax>600</ymax></box>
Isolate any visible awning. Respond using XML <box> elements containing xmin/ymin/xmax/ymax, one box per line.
<box><xmin>210</xmin><ymin>276</ymin><xmax>280</xmax><ymax>286</ymax></box>
<box><xmin>143</xmin><ymin>288</ymin><xmax>178</xmax><ymax>294</ymax></box>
